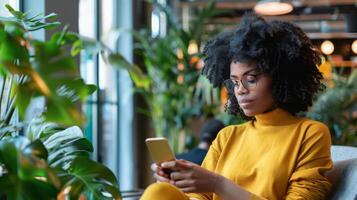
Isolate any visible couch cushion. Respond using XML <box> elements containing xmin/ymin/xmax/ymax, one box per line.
<box><xmin>326</xmin><ymin>158</ymin><xmax>357</xmax><ymax>200</ymax></box>
<box><xmin>331</xmin><ymin>146</ymin><xmax>357</xmax><ymax>162</ymax></box>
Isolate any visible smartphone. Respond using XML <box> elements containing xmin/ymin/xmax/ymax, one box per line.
<box><xmin>145</xmin><ymin>137</ymin><xmax>175</xmax><ymax>164</ymax></box>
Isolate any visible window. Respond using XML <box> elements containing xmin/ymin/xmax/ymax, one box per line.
<box><xmin>79</xmin><ymin>0</ymin><xmax>99</xmax><ymax>159</ymax></box>
<box><xmin>0</xmin><ymin>0</ymin><xmax>19</xmax><ymax>16</ymax></box>
<box><xmin>98</xmin><ymin>0</ymin><xmax>119</xmax><ymax>179</ymax></box>
<box><xmin>79</xmin><ymin>0</ymin><xmax>136</xmax><ymax>190</ymax></box>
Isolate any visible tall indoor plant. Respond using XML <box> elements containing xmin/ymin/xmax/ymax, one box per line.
<box><xmin>0</xmin><ymin>5</ymin><xmax>120</xmax><ymax>199</ymax></box>
<box><xmin>308</xmin><ymin>69</ymin><xmax>357</xmax><ymax>146</ymax></box>
<box><xmin>111</xmin><ymin>0</ymin><xmax>226</xmax><ymax>152</ymax></box>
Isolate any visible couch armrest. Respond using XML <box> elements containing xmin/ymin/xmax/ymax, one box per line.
<box><xmin>326</xmin><ymin>158</ymin><xmax>357</xmax><ymax>200</ymax></box>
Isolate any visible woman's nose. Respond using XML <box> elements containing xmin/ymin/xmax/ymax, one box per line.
<box><xmin>235</xmin><ymin>82</ymin><xmax>248</xmax><ymax>95</ymax></box>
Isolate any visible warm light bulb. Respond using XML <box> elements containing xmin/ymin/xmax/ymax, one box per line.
<box><xmin>177</xmin><ymin>48</ymin><xmax>183</xmax><ymax>60</ymax></box>
<box><xmin>188</xmin><ymin>40</ymin><xmax>198</xmax><ymax>55</ymax></box>
<box><xmin>321</xmin><ymin>40</ymin><xmax>334</xmax><ymax>55</ymax></box>
<box><xmin>177</xmin><ymin>74</ymin><xmax>184</xmax><ymax>84</ymax></box>
<box><xmin>177</xmin><ymin>63</ymin><xmax>184</xmax><ymax>71</ymax></box>
<box><xmin>352</xmin><ymin>40</ymin><xmax>357</xmax><ymax>54</ymax></box>
<box><xmin>254</xmin><ymin>1</ymin><xmax>293</xmax><ymax>16</ymax></box>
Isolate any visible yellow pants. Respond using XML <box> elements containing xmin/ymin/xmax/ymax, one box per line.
<box><xmin>140</xmin><ymin>182</ymin><xmax>191</xmax><ymax>200</ymax></box>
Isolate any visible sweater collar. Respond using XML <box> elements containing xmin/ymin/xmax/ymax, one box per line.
<box><xmin>254</xmin><ymin>108</ymin><xmax>298</xmax><ymax>126</ymax></box>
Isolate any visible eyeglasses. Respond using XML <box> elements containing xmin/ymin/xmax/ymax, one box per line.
<box><xmin>223</xmin><ymin>73</ymin><xmax>262</xmax><ymax>91</ymax></box>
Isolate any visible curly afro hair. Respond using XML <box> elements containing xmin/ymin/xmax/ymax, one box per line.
<box><xmin>201</xmin><ymin>12</ymin><xmax>325</xmax><ymax>117</ymax></box>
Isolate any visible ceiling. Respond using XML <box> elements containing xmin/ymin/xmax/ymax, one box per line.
<box><xmin>177</xmin><ymin>0</ymin><xmax>357</xmax><ymax>39</ymax></box>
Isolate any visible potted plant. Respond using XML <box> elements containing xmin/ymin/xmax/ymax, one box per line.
<box><xmin>308</xmin><ymin>69</ymin><xmax>357</xmax><ymax>146</ymax></box>
<box><xmin>0</xmin><ymin>5</ymin><xmax>120</xmax><ymax>199</ymax></box>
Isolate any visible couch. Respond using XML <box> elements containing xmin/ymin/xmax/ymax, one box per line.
<box><xmin>327</xmin><ymin>145</ymin><xmax>357</xmax><ymax>200</ymax></box>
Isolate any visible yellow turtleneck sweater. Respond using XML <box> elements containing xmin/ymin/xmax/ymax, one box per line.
<box><xmin>189</xmin><ymin>108</ymin><xmax>332</xmax><ymax>200</ymax></box>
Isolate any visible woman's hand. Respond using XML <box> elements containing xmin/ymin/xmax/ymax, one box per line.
<box><xmin>161</xmin><ymin>159</ymin><xmax>220</xmax><ymax>193</ymax></box>
<box><xmin>151</xmin><ymin>163</ymin><xmax>171</xmax><ymax>183</ymax></box>
<box><xmin>151</xmin><ymin>160</ymin><xmax>252</xmax><ymax>200</ymax></box>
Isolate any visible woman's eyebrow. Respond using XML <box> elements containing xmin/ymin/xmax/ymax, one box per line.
<box><xmin>230</xmin><ymin>69</ymin><xmax>258</xmax><ymax>79</ymax></box>
<box><xmin>243</xmin><ymin>69</ymin><xmax>258</xmax><ymax>75</ymax></box>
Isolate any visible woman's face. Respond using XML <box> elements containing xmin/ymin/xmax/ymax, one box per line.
<box><xmin>229</xmin><ymin>61</ymin><xmax>275</xmax><ymax>116</ymax></box>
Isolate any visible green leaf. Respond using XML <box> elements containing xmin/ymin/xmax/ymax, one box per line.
<box><xmin>26</xmin><ymin>31</ymin><xmax>93</xmax><ymax>126</ymax></box>
<box><xmin>42</xmin><ymin>56</ymin><xmax>77</xmax><ymax>74</ymax></box>
<box><xmin>22</xmin><ymin>179</ymin><xmax>58</xmax><ymax>199</ymax></box>
<box><xmin>78</xmin><ymin>36</ymin><xmax>103</xmax><ymax>54</ymax></box>
<box><xmin>27</xmin><ymin>12</ymin><xmax>57</xmax><ymax>23</ymax></box>
<box><xmin>43</xmin><ymin>126</ymin><xmax>84</xmax><ymax>150</ymax></box>
<box><xmin>0</xmin><ymin>140</ymin><xmax>18</xmax><ymax>173</ymax></box>
<box><xmin>0</xmin><ymin>26</ymin><xmax>6</xmax><ymax>40</ymax></box>
<box><xmin>0</xmin><ymin>123</ymin><xmax>23</xmax><ymax>140</ymax></box>
<box><xmin>0</xmin><ymin>34</ymin><xmax>29</xmax><ymax>65</ymax></box>
<box><xmin>23</xmin><ymin>139</ymin><xmax>48</xmax><ymax>160</ymax></box>
<box><xmin>45</xmin><ymin>97</ymin><xmax>84</xmax><ymax>126</ymax></box>
<box><xmin>59</xmin><ymin>138</ymin><xmax>93</xmax><ymax>153</ymax></box>
<box><xmin>0</xmin><ymin>138</ymin><xmax>60</xmax><ymax>199</ymax></box>
<box><xmin>189</xmin><ymin>0</ymin><xmax>221</xmax><ymax>39</ymax></box>
<box><xmin>47</xmin><ymin>137</ymin><xmax>93</xmax><ymax>168</ymax></box>
<box><xmin>25</xmin><ymin>118</ymin><xmax>60</xmax><ymax>141</ymax></box>
<box><xmin>5</xmin><ymin>4</ymin><xmax>24</xmax><ymax>19</ymax></box>
<box><xmin>27</xmin><ymin>13</ymin><xmax>44</xmax><ymax>22</ymax></box>
<box><xmin>28</xmin><ymin>22</ymin><xmax>61</xmax><ymax>31</ymax></box>
<box><xmin>2</xmin><ymin>4</ymin><xmax>60</xmax><ymax>34</ymax></box>
<box><xmin>0</xmin><ymin>174</ymin><xmax>21</xmax><ymax>199</ymax></box>
<box><xmin>33</xmin><ymin>39</ymin><xmax>60</xmax><ymax>59</ymax></box>
<box><xmin>49</xmin><ymin>151</ymin><xmax>90</xmax><ymax>169</ymax></box>
<box><xmin>107</xmin><ymin>53</ymin><xmax>151</xmax><ymax>89</ymax></box>
<box><xmin>4</xmin><ymin>22</ymin><xmax>25</xmax><ymax>37</ymax></box>
<box><xmin>71</xmin><ymin>40</ymin><xmax>83</xmax><ymax>56</ymax></box>
<box><xmin>15</xmin><ymin>82</ymin><xmax>33</xmax><ymax>120</ymax></box>
<box><xmin>59</xmin><ymin>79</ymin><xmax>97</xmax><ymax>101</ymax></box>
<box><xmin>347</xmin><ymin>68</ymin><xmax>357</xmax><ymax>85</ymax></box>
<box><xmin>64</xmin><ymin>156</ymin><xmax>120</xmax><ymax>199</ymax></box>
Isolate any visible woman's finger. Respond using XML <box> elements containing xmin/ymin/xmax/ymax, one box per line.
<box><xmin>179</xmin><ymin>186</ymin><xmax>196</xmax><ymax>193</ymax></box>
<box><xmin>173</xmin><ymin>179</ymin><xmax>195</xmax><ymax>188</ymax></box>
<box><xmin>153</xmin><ymin>172</ymin><xmax>171</xmax><ymax>183</ymax></box>
<box><xmin>151</xmin><ymin>163</ymin><xmax>170</xmax><ymax>178</ymax></box>
<box><xmin>150</xmin><ymin>163</ymin><xmax>159</xmax><ymax>172</ymax></box>
<box><xmin>170</xmin><ymin>171</ymin><xmax>191</xmax><ymax>181</ymax></box>
<box><xmin>161</xmin><ymin>160</ymin><xmax>193</xmax><ymax>171</ymax></box>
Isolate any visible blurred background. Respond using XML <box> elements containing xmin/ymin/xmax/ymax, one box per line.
<box><xmin>1</xmin><ymin>0</ymin><xmax>356</xmax><ymax>195</ymax></box>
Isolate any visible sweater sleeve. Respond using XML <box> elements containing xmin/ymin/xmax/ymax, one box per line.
<box><xmin>284</xmin><ymin>122</ymin><xmax>333</xmax><ymax>200</ymax></box>
<box><xmin>187</xmin><ymin>127</ymin><xmax>232</xmax><ymax>200</ymax></box>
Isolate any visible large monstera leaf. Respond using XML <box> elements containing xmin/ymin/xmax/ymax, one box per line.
<box><xmin>0</xmin><ymin>137</ymin><xmax>60</xmax><ymax>199</ymax></box>
<box><xmin>27</xmin><ymin>122</ymin><xmax>121</xmax><ymax>199</ymax></box>
<box><xmin>58</xmin><ymin>156</ymin><xmax>121</xmax><ymax>200</ymax></box>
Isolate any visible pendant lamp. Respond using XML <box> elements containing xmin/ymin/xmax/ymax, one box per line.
<box><xmin>254</xmin><ymin>0</ymin><xmax>293</xmax><ymax>16</ymax></box>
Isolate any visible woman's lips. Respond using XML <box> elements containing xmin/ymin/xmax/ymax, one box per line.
<box><xmin>238</xmin><ymin>99</ymin><xmax>254</xmax><ymax>107</ymax></box>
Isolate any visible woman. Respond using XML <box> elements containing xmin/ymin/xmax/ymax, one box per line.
<box><xmin>141</xmin><ymin>13</ymin><xmax>332</xmax><ymax>200</ymax></box>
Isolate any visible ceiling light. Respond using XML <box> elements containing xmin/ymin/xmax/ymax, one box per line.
<box><xmin>321</xmin><ymin>40</ymin><xmax>334</xmax><ymax>55</ymax></box>
<box><xmin>352</xmin><ymin>40</ymin><xmax>357</xmax><ymax>54</ymax></box>
<box><xmin>254</xmin><ymin>0</ymin><xmax>293</xmax><ymax>16</ymax></box>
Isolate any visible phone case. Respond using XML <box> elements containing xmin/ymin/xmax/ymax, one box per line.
<box><xmin>145</xmin><ymin>137</ymin><xmax>175</xmax><ymax>163</ymax></box>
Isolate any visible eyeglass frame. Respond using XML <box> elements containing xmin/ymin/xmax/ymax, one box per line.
<box><xmin>223</xmin><ymin>73</ymin><xmax>263</xmax><ymax>91</ymax></box>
